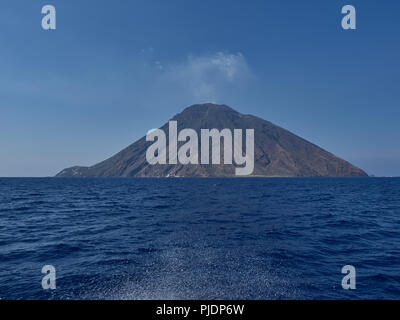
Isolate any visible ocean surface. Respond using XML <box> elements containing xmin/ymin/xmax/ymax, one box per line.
<box><xmin>0</xmin><ymin>177</ymin><xmax>399</xmax><ymax>300</ymax></box>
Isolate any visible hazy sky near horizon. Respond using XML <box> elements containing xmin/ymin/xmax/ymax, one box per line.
<box><xmin>0</xmin><ymin>0</ymin><xmax>399</xmax><ymax>176</ymax></box>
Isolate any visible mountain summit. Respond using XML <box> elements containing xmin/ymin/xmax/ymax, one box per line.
<box><xmin>56</xmin><ymin>103</ymin><xmax>367</xmax><ymax>177</ymax></box>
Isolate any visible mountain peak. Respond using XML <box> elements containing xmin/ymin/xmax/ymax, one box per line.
<box><xmin>178</xmin><ymin>103</ymin><xmax>238</xmax><ymax>117</ymax></box>
<box><xmin>184</xmin><ymin>103</ymin><xmax>235</xmax><ymax>111</ymax></box>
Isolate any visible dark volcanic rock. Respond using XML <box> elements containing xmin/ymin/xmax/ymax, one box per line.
<box><xmin>56</xmin><ymin>103</ymin><xmax>368</xmax><ymax>177</ymax></box>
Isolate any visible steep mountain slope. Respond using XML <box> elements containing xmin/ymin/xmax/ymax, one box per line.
<box><xmin>56</xmin><ymin>103</ymin><xmax>368</xmax><ymax>177</ymax></box>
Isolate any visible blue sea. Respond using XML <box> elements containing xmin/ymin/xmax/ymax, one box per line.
<box><xmin>0</xmin><ymin>178</ymin><xmax>399</xmax><ymax>300</ymax></box>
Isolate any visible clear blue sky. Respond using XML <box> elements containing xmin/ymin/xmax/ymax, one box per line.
<box><xmin>0</xmin><ymin>0</ymin><xmax>399</xmax><ymax>176</ymax></box>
